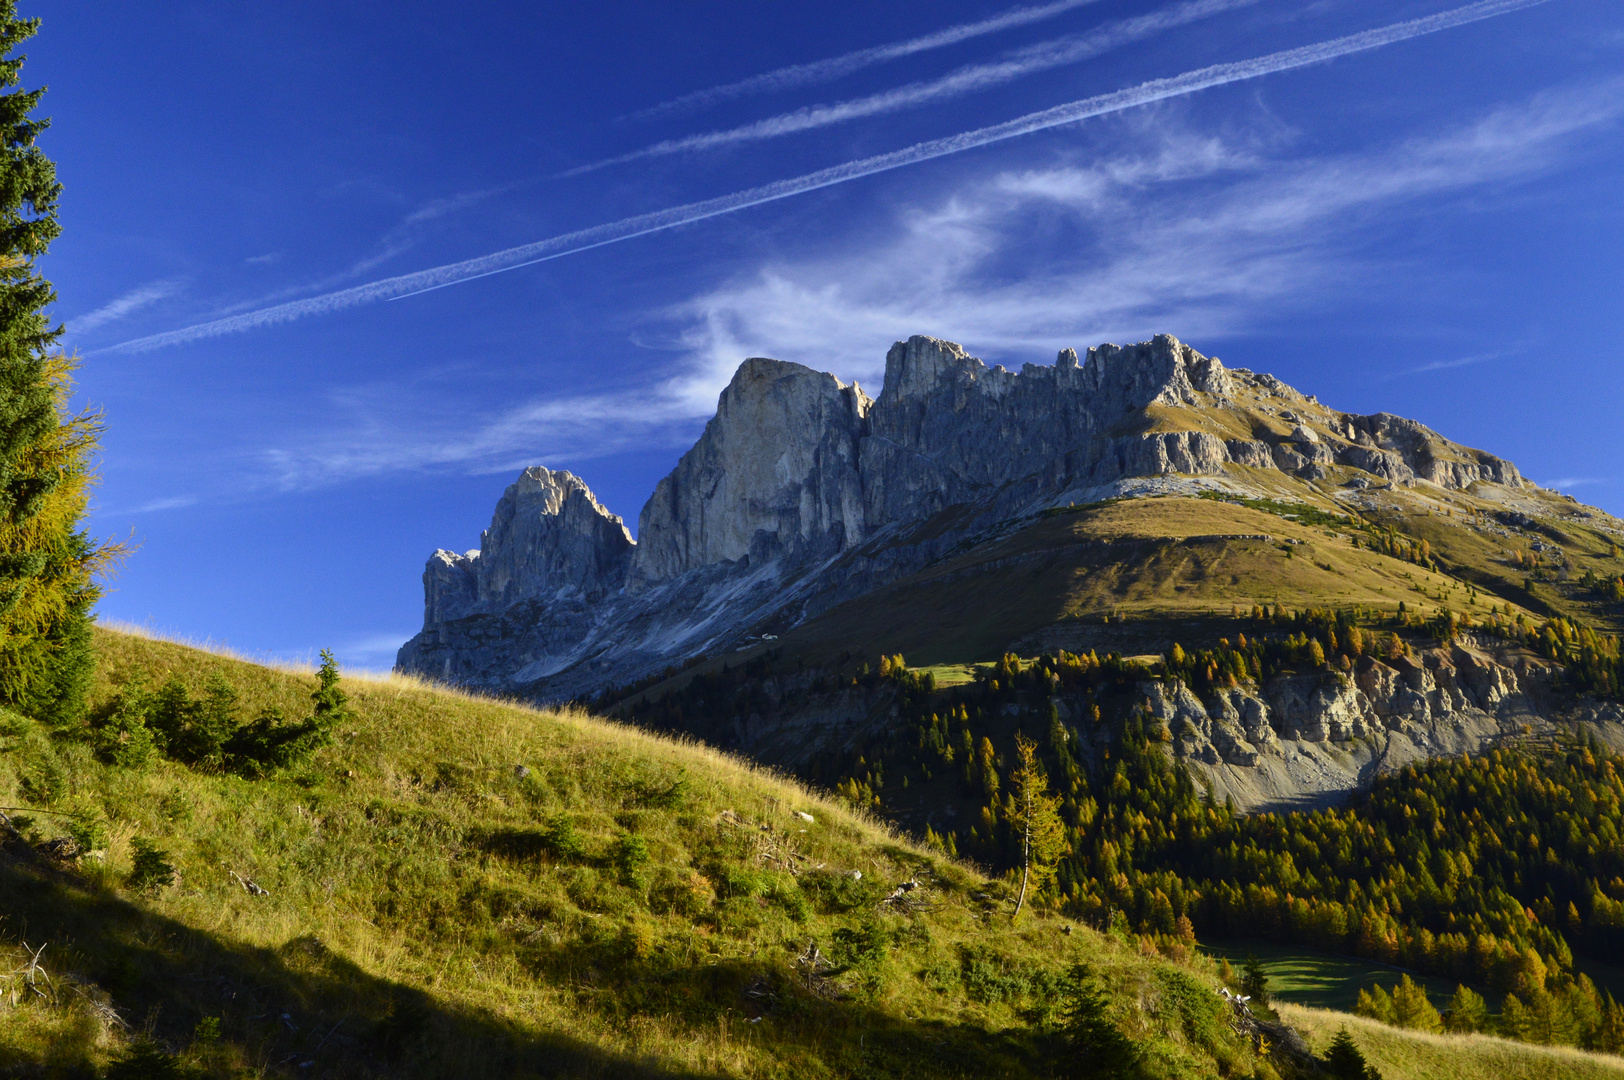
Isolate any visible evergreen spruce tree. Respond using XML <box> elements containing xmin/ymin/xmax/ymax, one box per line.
<box><xmin>1059</xmin><ymin>964</ymin><xmax>1138</xmax><ymax>1079</ymax></box>
<box><xmin>0</xmin><ymin>5</ymin><xmax>109</xmax><ymax>723</ymax></box>
<box><xmin>1323</xmin><ymin>1027</ymin><xmax>1382</xmax><ymax>1080</ymax></box>
<box><xmin>1241</xmin><ymin>954</ymin><xmax>1271</xmax><ymax>1007</ymax></box>
<box><xmin>309</xmin><ymin>648</ymin><xmax>352</xmax><ymax>735</ymax></box>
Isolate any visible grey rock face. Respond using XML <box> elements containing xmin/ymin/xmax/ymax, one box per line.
<box><xmin>1340</xmin><ymin>412</ymin><xmax>1521</xmax><ymax>488</ymax></box>
<box><xmin>690</xmin><ymin>636</ymin><xmax>1588</xmax><ymax>813</ymax></box>
<box><xmin>397</xmin><ymin>334</ymin><xmax>1530</xmax><ymax>699</ymax></box>
<box><xmin>423</xmin><ymin>549</ymin><xmax>478</xmax><ymax>625</ymax></box>
<box><xmin>395</xmin><ymin>468</ymin><xmax>632</xmax><ymax>682</ymax></box>
<box><xmin>629</xmin><ymin>358</ymin><xmax>871</xmax><ymax>590</ymax></box>
<box><xmin>478</xmin><ymin>467</ymin><xmax>634</xmax><ymax>607</ymax></box>
<box><xmin>1224</xmin><ymin>440</ymin><xmax>1275</xmax><ymax>470</ymax></box>
<box><xmin>860</xmin><ymin>334</ymin><xmax>1233</xmax><ymax>528</ymax></box>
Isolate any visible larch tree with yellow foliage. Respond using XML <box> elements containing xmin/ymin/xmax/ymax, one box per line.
<box><xmin>0</xmin><ymin>5</ymin><xmax>112</xmax><ymax>723</ymax></box>
<box><xmin>1011</xmin><ymin>732</ymin><xmax>1067</xmax><ymax>920</ymax></box>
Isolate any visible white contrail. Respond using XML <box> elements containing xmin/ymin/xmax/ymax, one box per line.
<box><xmin>573</xmin><ymin>0</ymin><xmax>1257</xmax><ymax>177</ymax></box>
<box><xmin>69</xmin><ymin>279</ymin><xmax>181</xmax><ymax>334</ymax></box>
<box><xmin>626</xmin><ymin>0</ymin><xmax>1106</xmax><ymax>122</ymax></box>
<box><xmin>104</xmin><ymin>0</ymin><xmax>1554</xmax><ymax>356</ymax></box>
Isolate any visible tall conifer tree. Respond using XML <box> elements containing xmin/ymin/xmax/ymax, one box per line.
<box><xmin>0</xmin><ymin>4</ymin><xmax>108</xmax><ymax>722</ymax></box>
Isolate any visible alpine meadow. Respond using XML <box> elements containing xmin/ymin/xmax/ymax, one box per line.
<box><xmin>8</xmin><ymin>2</ymin><xmax>1624</xmax><ymax>1079</ymax></box>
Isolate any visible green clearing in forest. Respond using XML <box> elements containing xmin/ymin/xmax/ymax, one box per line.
<box><xmin>1202</xmin><ymin>939</ymin><xmax>1462</xmax><ymax>1012</ymax></box>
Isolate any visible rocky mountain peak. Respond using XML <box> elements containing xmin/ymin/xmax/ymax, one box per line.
<box><xmin>414</xmin><ymin>467</ymin><xmax>633</xmax><ymax>629</ymax></box>
<box><xmin>627</xmin><ymin>357</ymin><xmax>872</xmax><ymax>591</ymax></box>
<box><xmin>398</xmin><ymin>333</ymin><xmax>1537</xmax><ymax>699</ymax></box>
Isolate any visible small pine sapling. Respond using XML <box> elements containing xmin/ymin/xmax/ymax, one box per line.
<box><xmin>126</xmin><ymin>837</ymin><xmax>174</xmax><ymax>891</ymax></box>
<box><xmin>308</xmin><ymin>648</ymin><xmax>353</xmax><ymax>738</ymax></box>
<box><xmin>1059</xmin><ymin>963</ymin><xmax>1138</xmax><ymax>1078</ymax></box>
<box><xmin>1241</xmin><ymin>954</ymin><xmax>1270</xmax><ymax>1008</ymax></box>
<box><xmin>1323</xmin><ymin>1027</ymin><xmax>1382</xmax><ymax>1080</ymax></box>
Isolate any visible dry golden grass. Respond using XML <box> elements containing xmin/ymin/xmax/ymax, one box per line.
<box><xmin>1281</xmin><ymin>1003</ymin><xmax>1624</xmax><ymax>1079</ymax></box>
<box><xmin>773</xmin><ymin>497</ymin><xmax>1535</xmax><ymax>668</ymax></box>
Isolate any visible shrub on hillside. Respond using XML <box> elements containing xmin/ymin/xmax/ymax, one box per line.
<box><xmin>221</xmin><ymin>705</ymin><xmax>328</xmax><ymax>779</ymax></box>
<box><xmin>613</xmin><ymin>833</ymin><xmax>649</xmax><ymax>886</ymax></box>
<box><xmin>1057</xmin><ymin>963</ymin><xmax>1138</xmax><ymax>1078</ymax></box>
<box><xmin>541</xmin><ymin>815</ymin><xmax>586</xmax><ymax>860</ymax></box>
<box><xmin>127</xmin><ymin>837</ymin><xmax>174</xmax><ymax>891</ymax></box>
<box><xmin>91</xmin><ymin>651</ymin><xmax>345</xmax><ymax>777</ymax></box>
<box><xmin>1323</xmin><ymin>1027</ymin><xmax>1382</xmax><ymax>1080</ymax></box>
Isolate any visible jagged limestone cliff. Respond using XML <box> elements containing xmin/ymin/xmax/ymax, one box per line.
<box><xmin>396</xmin><ymin>467</ymin><xmax>632</xmax><ymax>683</ymax></box>
<box><xmin>398</xmin><ymin>333</ymin><xmax>1535</xmax><ymax>699</ymax></box>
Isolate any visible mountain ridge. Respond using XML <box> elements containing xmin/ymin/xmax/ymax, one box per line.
<box><xmin>396</xmin><ymin>332</ymin><xmax>1553</xmax><ymax>700</ymax></box>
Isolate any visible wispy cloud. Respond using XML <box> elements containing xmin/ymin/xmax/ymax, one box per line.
<box><xmin>1544</xmin><ymin>477</ymin><xmax>1608</xmax><ymax>489</ymax></box>
<box><xmin>570</xmin><ymin>0</ymin><xmax>1260</xmax><ymax>176</ymax></box>
<box><xmin>96</xmin><ymin>494</ymin><xmax>199</xmax><ymax>516</ymax></box>
<box><xmin>338</xmin><ymin>632</ymin><xmax>413</xmax><ymax>663</ymax></box>
<box><xmin>67</xmin><ymin>279</ymin><xmax>181</xmax><ymax>335</ymax></box>
<box><xmin>1384</xmin><ymin>348</ymin><xmax>1510</xmax><ymax>378</ymax></box>
<box><xmin>670</xmin><ymin>77</ymin><xmax>1622</xmax><ymax>389</ymax></box>
<box><xmin>258</xmin><ymin>387</ymin><xmax>702</xmax><ymax>492</ymax></box>
<box><xmin>255</xmin><ymin>73</ymin><xmax>1622</xmax><ymax>494</ymax></box>
<box><xmin>197</xmin><ymin>186</ymin><xmax>522</xmax><ymax>323</ymax></box>
<box><xmin>100</xmin><ymin>0</ymin><xmax>1554</xmax><ymax>358</ymax></box>
<box><xmin>626</xmin><ymin>0</ymin><xmax>1106</xmax><ymax>122</ymax></box>
<box><xmin>344</xmin><ymin>185</ymin><xmax>517</xmax><ymax>277</ymax></box>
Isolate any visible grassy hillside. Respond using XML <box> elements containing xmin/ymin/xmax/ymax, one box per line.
<box><xmin>1</xmin><ymin>627</ymin><xmax>1293</xmax><ymax>1079</ymax></box>
<box><xmin>1357</xmin><ymin>485</ymin><xmax>1624</xmax><ymax>632</ymax></box>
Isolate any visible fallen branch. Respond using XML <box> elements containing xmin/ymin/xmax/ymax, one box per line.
<box><xmin>2</xmin><ymin>941</ymin><xmax>56</xmax><ymax>1007</ymax></box>
<box><xmin>794</xmin><ymin>940</ymin><xmax>842</xmax><ymax>1000</ymax></box>
<box><xmin>877</xmin><ymin>875</ymin><xmax>937</xmax><ymax>914</ymax></box>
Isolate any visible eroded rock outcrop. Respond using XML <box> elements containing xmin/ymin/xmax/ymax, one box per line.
<box><xmin>395</xmin><ymin>468</ymin><xmax>632</xmax><ymax>682</ymax></box>
<box><xmin>860</xmin><ymin>334</ymin><xmax>1236</xmax><ymax>526</ymax></box>
<box><xmin>1134</xmin><ymin>639</ymin><xmax>1577</xmax><ymax>810</ymax></box>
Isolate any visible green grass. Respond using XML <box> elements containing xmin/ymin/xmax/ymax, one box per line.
<box><xmin>914</xmin><ymin>664</ymin><xmax>979</xmax><ymax>688</ymax></box>
<box><xmin>1200</xmin><ymin>940</ymin><xmax>1461</xmax><ymax>1012</ymax></box>
<box><xmin>0</xmin><ymin>626</ymin><xmax>1273</xmax><ymax>1079</ymax></box>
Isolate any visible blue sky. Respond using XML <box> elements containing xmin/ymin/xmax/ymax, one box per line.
<box><xmin>24</xmin><ymin>0</ymin><xmax>1624</xmax><ymax>669</ymax></box>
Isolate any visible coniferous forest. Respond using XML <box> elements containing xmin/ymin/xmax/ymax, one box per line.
<box><xmin>614</xmin><ymin>606</ymin><xmax>1624</xmax><ymax>1050</ymax></box>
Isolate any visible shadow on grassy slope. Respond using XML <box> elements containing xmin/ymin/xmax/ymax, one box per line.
<box><xmin>0</xmin><ymin>852</ymin><xmax>738</xmax><ymax>1078</ymax></box>
<box><xmin>0</xmin><ymin>851</ymin><xmax>1051</xmax><ymax>1079</ymax></box>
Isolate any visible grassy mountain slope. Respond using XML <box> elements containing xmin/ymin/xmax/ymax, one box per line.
<box><xmin>1282</xmin><ymin>1004</ymin><xmax>1624</xmax><ymax>1080</ymax></box>
<box><xmin>2</xmin><ymin>627</ymin><xmax>1287</xmax><ymax>1079</ymax></box>
<box><xmin>612</xmin><ymin>482</ymin><xmax>1614</xmax><ymax>714</ymax></box>
<box><xmin>773</xmin><ymin>495</ymin><xmax>1546</xmax><ymax>669</ymax></box>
